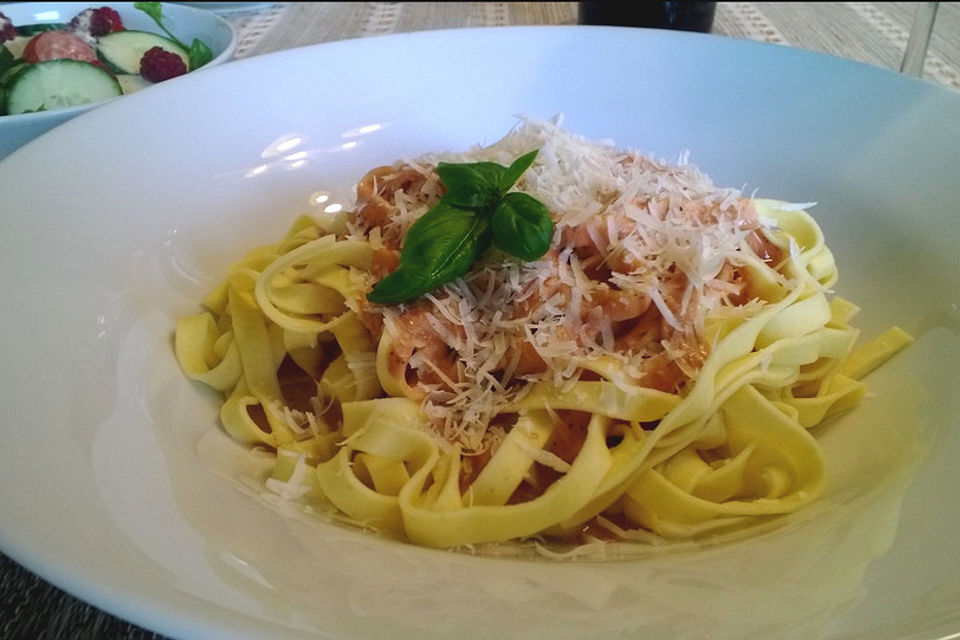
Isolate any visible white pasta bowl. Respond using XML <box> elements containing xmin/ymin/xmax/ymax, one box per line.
<box><xmin>0</xmin><ymin>1</ymin><xmax>235</xmax><ymax>159</ymax></box>
<box><xmin>0</xmin><ymin>25</ymin><xmax>958</xmax><ymax>640</ymax></box>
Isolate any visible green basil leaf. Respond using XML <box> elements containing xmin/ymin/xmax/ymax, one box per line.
<box><xmin>367</xmin><ymin>151</ymin><xmax>549</xmax><ymax>305</ymax></box>
<box><xmin>188</xmin><ymin>38</ymin><xmax>213</xmax><ymax>70</ymax></box>
<box><xmin>435</xmin><ymin>161</ymin><xmax>504</xmax><ymax>209</ymax></box>
<box><xmin>365</xmin><ymin>266</ymin><xmax>430</xmax><ymax>305</ymax></box>
<box><xmin>498</xmin><ymin>149</ymin><xmax>538</xmax><ymax>193</ymax></box>
<box><xmin>400</xmin><ymin>203</ymin><xmax>490</xmax><ymax>278</ymax></box>
<box><xmin>367</xmin><ymin>203</ymin><xmax>491</xmax><ymax>304</ymax></box>
<box><xmin>0</xmin><ymin>62</ymin><xmax>29</xmax><ymax>86</ymax></box>
<box><xmin>134</xmin><ymin>2</ymin><xmax>191</xmax><ymax>49</ymax></box>
<box><xmin>491</xmin><ymin>192</ymin><xmax>553</xmax><ymax>261</ymax></box>
<box><xmin>0</xmin><ymin>47</ymin><xmax>14</xmax><ymax>78</ymax></box>
<box><xmin>133</xmin><ymin>2</ymin><xmax>164</xmax><ymax>23</ymax></box>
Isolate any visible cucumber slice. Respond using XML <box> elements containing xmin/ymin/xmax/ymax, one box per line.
<box><xmin>5</xmin><ymin>59</ymin><xmax>121</xmax><ymax>115</ymax></box>
<box><xmin>116</xmin><ymin>73</ymin><xmax>152</xmax><ymax>95</ymax></box>
<box><xmin>97</xmin><ymin>30</ymin><xmax>189</xmax><ymax>75</ymax></box>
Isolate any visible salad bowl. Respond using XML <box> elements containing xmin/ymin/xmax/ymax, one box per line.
<box><xmin>0</xmin><ymin>1</ymin><xmax>235</xmax><ymax>158</ymax></box>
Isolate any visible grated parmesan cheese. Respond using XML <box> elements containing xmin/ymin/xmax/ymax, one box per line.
<box><xmin>346</xmin><ymin>116</ymin><xmax>775</xmax><ymax>450</ymax></box>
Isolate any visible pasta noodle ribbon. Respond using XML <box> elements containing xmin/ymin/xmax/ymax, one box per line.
<box><xmin>174</xmin><ymin>312</ymin><xmax>241</xmax><ymax>391</ymax></box>
<box><xmin>316</xmin><ymin>399</ymin><xmax>438</xmax><ymax>533</ymax></box>
<box><xmin>624</xmin><ymin>384</ymin><xmax>826</xmax><ymax>538</ymax></box>
<box><xmin>254</xmin><ymin>235</ymin><xmax>372</xmax><ymax>334</ymax></box>
<box><xmin>175</xmin><ymin>123</ymin><xmax>912</xmax><ymax>551</ymax></box>
<box><xmin>507</xmin><ymin>381</ymin><xmax>680</xmax><ymax>422</ymax></box>
<box><xmin>399</xmin><ymin>413</ymin><xmax>614</xmax><ymax>548</ymax></box>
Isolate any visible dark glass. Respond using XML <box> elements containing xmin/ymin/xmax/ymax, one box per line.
<box><xmin>578</xmin><ymin>2</ymin><xmax>717</xmax><ymax>33</ymax></box>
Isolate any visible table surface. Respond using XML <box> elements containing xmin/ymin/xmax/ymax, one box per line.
<box><xmin>2</xmin><ymin>2</ymin><xmax>958</xmax><ymax>639</ymax></box>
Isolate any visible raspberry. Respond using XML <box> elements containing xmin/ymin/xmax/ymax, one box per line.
<box><xmin>67</xmin><ymin>7</ymin><xmax>123</xmax><ymax>39</ymax></box>
<box><xmin>0</xmin><ymin>12</ymin><xmax>15</xmax><ymax>44</ymax></box>
<box><xmin>140</xmin><ymin>47</ymin><xmax>187</xmax><ymax>83</ymax></box>
<box><xmin>94</xmin><ymin>7</ymin><xmax>124</xmax><ymax>33</ymax></box>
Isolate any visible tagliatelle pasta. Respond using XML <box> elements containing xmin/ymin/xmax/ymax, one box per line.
<box><xmin>175</xmin><ymin>117</ymin><xmax>912</xmax><ymax>550</ymax></box>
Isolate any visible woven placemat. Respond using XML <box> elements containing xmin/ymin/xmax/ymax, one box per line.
<box><xmin>225</xmin><ymin>2</ymin><xmax>959</xmax><ymax>89</ymax></box>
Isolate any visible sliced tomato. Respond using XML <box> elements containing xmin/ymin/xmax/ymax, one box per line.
<box><xmin>22</xmin><ymin>31</ymin><xmax>99</xmax><ymax>65</ymax></box>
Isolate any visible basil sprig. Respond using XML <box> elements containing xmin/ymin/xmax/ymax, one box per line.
<box><xmin>134</xmin><ymin>2</ymin><xmax>214</xmax><ymax>70</ymax></box>
<box><xmin>367</xmin><ymin>150</ymin><xmax>552</xmax><ymax>305</ymax></box>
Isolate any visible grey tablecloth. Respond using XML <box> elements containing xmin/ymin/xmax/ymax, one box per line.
<box><xmin>2</xmin><ymin>2</ymin><xmax>958</xmax><ymax>639</ymax></box>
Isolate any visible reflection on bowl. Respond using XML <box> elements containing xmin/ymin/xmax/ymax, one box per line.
<box><xmin>0</xmin><ymin>1</ymin><xmax>236</xmax><ymax>159</ymax></box>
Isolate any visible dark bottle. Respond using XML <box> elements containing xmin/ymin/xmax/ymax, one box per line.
<box><xmin>578</xmin><ymin>2</ymin><xmax>717</xmax><ymax>33</ymax></box>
